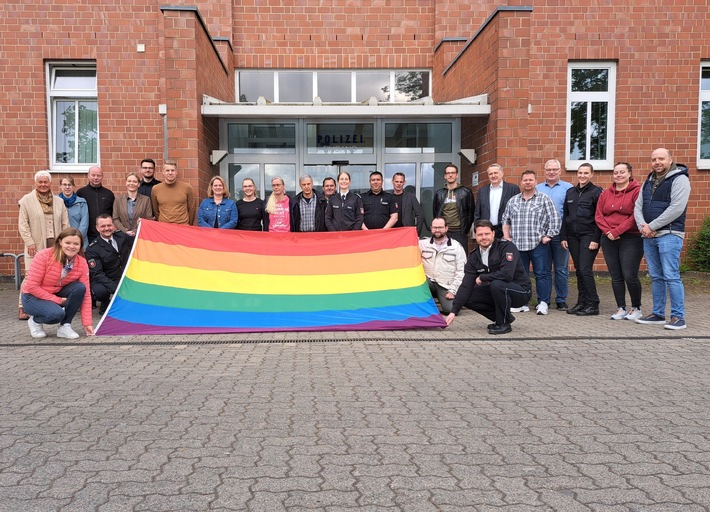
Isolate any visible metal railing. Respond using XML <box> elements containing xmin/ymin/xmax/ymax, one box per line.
<box><xmin>1</xmin><ymin>253</ymin><xmax>24</xmax><ymax>290</ymax></box>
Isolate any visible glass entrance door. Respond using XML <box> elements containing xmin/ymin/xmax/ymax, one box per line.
<box><xmin>303</xmin><ymin>164</ymin><xmax>377</xmax><ymax>195</ymax></box>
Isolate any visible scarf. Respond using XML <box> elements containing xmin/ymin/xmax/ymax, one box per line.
<box><xmin>60</xmin><ymin>193</ymin><xmax>78</xmax><ymax>208</ymax></box>
<box><xmin>36</xmin><ymin>190</ymin><xmax>54</xmax><ymax>215</ymax></box>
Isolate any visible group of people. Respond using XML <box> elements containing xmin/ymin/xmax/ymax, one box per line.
<box><xmin>425</xmin><ymin>149</ymin><xmax>690</xmax><ymax>335</ymax></box>
<box><xmin>18</xmin><ymin>147</ymin><xmax>690</xmax><ymax>339</ymax></box>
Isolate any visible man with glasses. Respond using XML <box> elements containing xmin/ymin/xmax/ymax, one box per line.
<box><xmin>536</xmin><ymin>159</ymin><xmax>573</xmax><ymax>311</ymax></box>
<box><xmin>138</xmin><ymin>158</ymin><xmax>161</xmax><ymax>197</ymax></box>
<box><xmin>418</xmin><ymin>217</ymin><xmax>467</xmax><ymax>315</ymax></box>
<box><xmin>433</xmin><ymin>164</ymin><xmax>474</xmax><ymax>251</ymax></box>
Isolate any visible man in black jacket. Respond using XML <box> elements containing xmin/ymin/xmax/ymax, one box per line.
<box><xmin>474</xmin><ymin>163</ymin><xmax>520</xmax><ymax>239</ymax></box>
<box><xmin>291</xmin><ymin>175</ymin><xmax>327</xmax><ymax>232</ymax></box>
<box><xmin>391</xmin><ymin>172</ymin><xmax>424</xmax><ymax>236</ymax></box>
<box><xmin>85</xmin><ymin>215</ymin><xmax>134</xmax><ymax>314</ymax></box>
<box><xmin>77</xmin><ymin>166</ymin><xmax>114</xmax><ymax>243</ymax></box>
<box><xmin>433</xmin><ymin>164</ymin><xmax>474</xmax><ymax>250</ymax></box>
<box><xmin>445</xmin><ymin>220</ymin><xmax>532</xmax><ymax>334</ymax></box>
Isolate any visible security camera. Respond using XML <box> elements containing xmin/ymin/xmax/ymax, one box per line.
<box><xmin>459</xmin><ymin>149</ymin><xmax>477</xmax><ymax>165</ymax></box>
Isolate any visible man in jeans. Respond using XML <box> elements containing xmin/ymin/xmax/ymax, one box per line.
<box><xmin>634</xmin><ymin>148</ymin><xmax>691</xmax><ymax>330</ymax></box>
<box><xmin>536</xmin><ymin>159</ymin><xmax>573</xmax><ymax>310</ymax></box>
<box><xmin>501</xmin><ymin>170</ymin><xmax>561</xmax><ymax>315</ymax></box>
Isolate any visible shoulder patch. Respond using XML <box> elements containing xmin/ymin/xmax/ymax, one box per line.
<box><xmin>88</xmin><ymin>259</ymin><xmax>96</xmax><ymax>268</ymax></box>
<box><xmin>505</xmin><ymin>252</ymin><xmax>514</xmax><ymax>262</ymax></box>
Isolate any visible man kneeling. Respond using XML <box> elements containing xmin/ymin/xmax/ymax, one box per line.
<box><xmin>445</xmin><ymin>220</ymin><xmax>532</xmax><ymax>334</ymax></box>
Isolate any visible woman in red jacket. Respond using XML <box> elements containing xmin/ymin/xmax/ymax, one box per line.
<box><xmin>595</xmin><ymin>162</ymin><xmax>643</xmax><ymax>321</ymax></box>
<box><xmin>21</xmin><ymin>227</ymin><xmax>94</xmax><ymax>339</ymax></box>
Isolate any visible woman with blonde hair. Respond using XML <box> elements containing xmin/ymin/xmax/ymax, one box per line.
<box><xmin>236</xmin><ymin>177</ymin><xmax>265</xmax><ymax>231</ymax></box>
<box><xmin>198</xmin><ymin>176</ymin><xmax>238</xmax><ymax>229</ymax></box>
<box><xmin>21</xmin><ymin>227</ymin><xmax>94</xmax><ymax>339</ymax></box>
<box><xmin>113</xmin><ymin>172</ymin><xmax>153</xmax><ymax>236</ymax></box>
<box><xmin>264</xmin><ymin>176</ymin><xmax>292</xmax><ymax>232</ymax></box>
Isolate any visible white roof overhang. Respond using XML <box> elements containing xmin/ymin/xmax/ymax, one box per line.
<box><xmin>200</xmin><ymin>94</ymin><xmax>490</xmax><ymax>119</ymax></box>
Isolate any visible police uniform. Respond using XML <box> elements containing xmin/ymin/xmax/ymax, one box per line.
<box><xmin>451</xmin><ymin>238</ymin><xmax>532</xmax><ymax>330</ymax></box>
<box><xmin>361</xmin><ymin>190</ymin><xmax>397</xmax><ymax>229</ymax></box>
<box><xmin>325</xmin><ymin>192</ymin><xmax>364</xmax><ymax>231</ymax></box>
<box><xmin>85</xmin><ymin>231</ymin><xmax>134</xmax><ymax>310</ymax></box>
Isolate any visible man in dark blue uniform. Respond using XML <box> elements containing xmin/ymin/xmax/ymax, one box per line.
<box><xmin>85</xmin><ymin>214</ymin><xmax>134</xmax><ymax>314</ymax></box>
<box><xmin>361</xmin><ymin>171</ymin><xmax>398</xmax><ymax>230</ymax></box>
<box><xmin>445</xmin><ymin>220</ymin><xmax>532</xmax><ymax>335</ymax></box>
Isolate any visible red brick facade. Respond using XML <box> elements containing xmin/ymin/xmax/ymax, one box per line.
<box><xmin>1</xmin><ymin>1</ymin><xmax>709</xmax><ymax>275</ymax></box>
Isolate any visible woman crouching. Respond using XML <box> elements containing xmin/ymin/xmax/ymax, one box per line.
<box><xmin>21</xmin><ymin>227</ymin><xmax>94</xmax><ymax>339</ymax></box>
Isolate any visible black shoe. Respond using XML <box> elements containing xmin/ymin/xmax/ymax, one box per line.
<box><xmin>489</xmin><ymin>314</ymin><xmax>515</xmax><ymax>330</ymax></box>
<box><xmin>556</xmin><ymin>302</ymin><xmax>569</xmax><ymax>311</ymax></box>
<box><xmin>576</xmin><ymin>304</ymin><xmax>599</xmax><ymax>316</ymax></box>
<box><xmin>99</xmin><ymin>302</ymin><xmax>108</xmax><ymax>315</ymax></box>
<box><xmin>567</xmin><ymin>303</ymin><xmax>584</xmax><ymax>315</ymax></box>
<box><xmin>488</xmin><ymin>323</ymin><xmax>512</xmax><ymax>335</ymax></box>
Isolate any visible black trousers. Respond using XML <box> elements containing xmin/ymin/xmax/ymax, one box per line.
<box><xmin>600</xmin><ymin>234</ymin><xmax>643</xmax><ymax>309</ymax></box>
<box><xmin>461</xmin><ymin>280</ymin><xmax>532</xmax><ymax>325</ymax></box>
<box><xmin>567</xmin><ymin>234</ymin><xmax>600</xmax><ymax>304</ymax></box>
<box><xmin>448</xmin><ymin>231</ymin><xmax>469</xmax><ymax>253</ymax></box>
<box><xmin>90</xmin><ymin>282</ymin><xmax>116</xmax><ymax>304</ymax></box>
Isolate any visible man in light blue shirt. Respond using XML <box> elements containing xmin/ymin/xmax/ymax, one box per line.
<box><xmin>536</xmin><ymin>159</ymin><xmax>573</xmax><ymax>311</ymax></box>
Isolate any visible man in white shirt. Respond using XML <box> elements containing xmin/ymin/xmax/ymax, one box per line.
<box><xmin>474</xmin><ymin>163</ymin><xmax>520</xmax><ymax>239</ymax></box>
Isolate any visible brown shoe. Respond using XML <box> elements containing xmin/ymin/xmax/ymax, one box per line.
<box><xmin>18</xmin><ymin>307</ymin><xmax>29</xmax><ymax>320</ymax></box>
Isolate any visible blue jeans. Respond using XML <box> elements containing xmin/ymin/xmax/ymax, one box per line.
<box><xmin>21</xmin><ymin>281</ymin><xmax>86</xmax><ymax>325</ymax></box>
<box><xmin>519</xmin><ymin>243</ymin><xmax>551</xmax><ymax>304</ymax></box>
<box><xmin>643</xmin><ymin>234</ymin><xmax>685</xmax><ymax>319</ymax></box>
<box><xmin>546</xmin><ymin>235</ymin><xmax>569</xmax><ymax>304</ymax></box>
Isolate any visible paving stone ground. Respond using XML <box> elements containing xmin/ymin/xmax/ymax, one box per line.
<box><xmin>2</xmin><ymin>281</ymin><xmax>709</xmax><ymax>511</ymax></box>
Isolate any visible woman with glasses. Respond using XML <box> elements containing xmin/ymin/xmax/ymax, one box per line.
<box><xmin>58</xmin><ymin>175</ymin><xmax>89</xmax><ymax>248</ymax></box>
<box><xmin>264</xmin><ymin>176</ymin><xmax>292</xmax><ymax>232</ymax></box>
<box><xmin>236</xmin><ymin>178</ymin><xmax>266</xmax><ymax>231</ymax></box>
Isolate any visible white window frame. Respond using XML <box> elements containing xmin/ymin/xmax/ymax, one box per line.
<box><xmin>236</xmin><ymin>69</ymin><xmax>432</xmax><ymax>104</ymax></box>
<box><xmin>46</xmin><ymin>62</ymin><xmax>99</xmax><ymax>172</ymax></box>
<box><xmin>698</xmin><ymin>63</ymin><xmax>710</xmax><ymax>169</ymax></box>
<box><xmin>565</xmin><ymin>61</ymin><xmax>616</xmax><ymax>171</ymax></box>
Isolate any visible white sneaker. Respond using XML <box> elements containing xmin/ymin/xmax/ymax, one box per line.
<box><xmin>510</xmin><ymin>305</ymin><xmax>530</xmax><ymax>313</ymax></box>
<box><xmin>536</xmin><ymin>301</ymin><xmax>549</xmax><ymax>315</ymax></box>
<box><xmin>28</xmin><ymin>316</ymin><xmax>47</xmax><ymax>338</ymax></box>
<box><xmin>610</xmin><ymin>307</ymin><xmax>627</xmax><ymax>320</ymax></box>
<box><xmin>624</xmin><ymin>308</ymin><xmax>642</xmax><ymax>321</ymax></box>
<box><xmin>57</xmin><ymin>323</ymin><xmax>80</xmax><ymax>339</ymax></box>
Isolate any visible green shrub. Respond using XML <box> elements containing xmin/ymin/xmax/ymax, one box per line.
<box><xmin>688</xmin><ymin>216</ymin><xmax>710</xmax><ymax>272</ymax></box>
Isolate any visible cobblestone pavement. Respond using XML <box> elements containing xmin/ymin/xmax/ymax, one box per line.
<box><xmin>2</xmin><ymin>284</ymin><xmax>710</xmax><ymax>511</ymax></box>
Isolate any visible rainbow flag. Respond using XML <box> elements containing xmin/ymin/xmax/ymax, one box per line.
<box><xmin>95</xmin><ymin>220</ymin><xmax>446</xmax><ymax>335</ymax></box>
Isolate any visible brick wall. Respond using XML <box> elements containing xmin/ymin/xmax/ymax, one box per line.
<box><xmin>233</xmin><ymin>0</ymin><xmax>435</xmax><ymax>69</ymax></box>
<box><xmin>0</xmin><ymin>2</ymin><xmax>166</xmax><ymax>273</ymax></box>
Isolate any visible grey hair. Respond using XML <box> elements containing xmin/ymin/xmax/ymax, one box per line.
<box><xmin>34</xmin><ymin>170</ymin><xmax>52</xmax><ymax>182</ymax></box>
<box><xmin>299</xmin><ymin>174</ymin><xmax>313</xmax><ymax>185</ymax></box>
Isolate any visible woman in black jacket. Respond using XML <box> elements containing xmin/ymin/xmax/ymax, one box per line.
<box><xmin>560</xmin><ymin>163</ymin><xmax>603</xmax><ymax>315</ymax></box>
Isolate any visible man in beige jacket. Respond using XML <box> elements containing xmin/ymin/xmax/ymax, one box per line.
<box><xmin>18</xmin><ymin>170</ymin><xmax>69</xmax><ymax>319</ymax></box>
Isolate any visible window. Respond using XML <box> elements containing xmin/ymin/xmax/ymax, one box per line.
<box><xmin>47</xmin><ymin>63</ymin><xmax>98</xmax><ymax>170</ymax></box>
<box><xmin>566</xmin><ymin>62</ymin><xmax>616</xmax><ymax>170</ymax></box>
<box><xmin>236</xmin><ymin>70</ymin><xmax>431</xmax><ymax>104</ymax></box>
<box><xmin>699</xmin><ymin>65</ymin><xmax>710</xmax><ymax>167</ymax></box>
